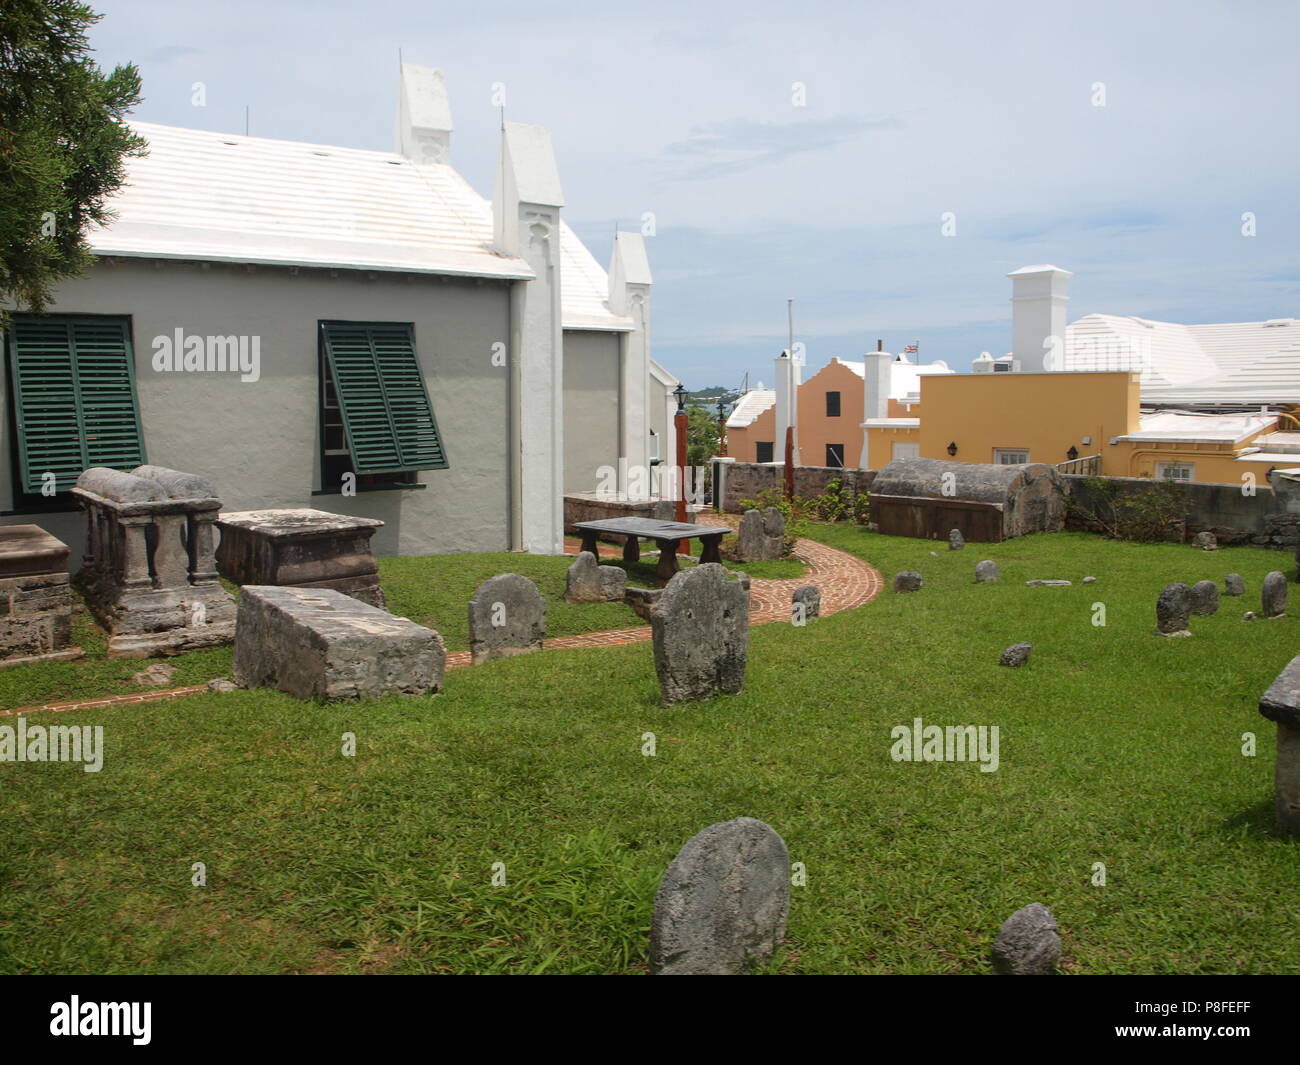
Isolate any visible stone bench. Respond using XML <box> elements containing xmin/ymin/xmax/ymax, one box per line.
<box><xmin>0</xmin><ymin>525</ymin><xmax>83</xmax><ymax>668</ymax></box>
<box><xmin>232</xmin><ymin>585</ymin><xmax>444</xmax><ymax>700</ymax></box>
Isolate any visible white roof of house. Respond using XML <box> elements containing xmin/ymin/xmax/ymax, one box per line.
<box><xmin>726</xmin><ymin>389</ymin><xmax>776</xmax><ymax>429</ymax></box>
<box><xmin>840</xmin><ymin>354</ymin><xmax>953</xmax><ymax>401</ymax></box>
<box><xmin>89</xmin><ymin>121</ymin><xmax>634</xmax><ymax>331</ymax></box>
<box><xmin>1118</xmin><ymin>411</ymin><xmax>1274</xmax><ymax>444</ymax></box>
<box><xmin>1066</xmin><ymin>313</ymin><xmax>1300</xmax><ymax>405</ymax></box>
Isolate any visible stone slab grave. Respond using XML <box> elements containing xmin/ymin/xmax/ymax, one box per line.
<box><xmin>232</xmin><ymin>585</ymin><xmax>444</xmax><ymax>699</ymax></box>
<box><xmin>975</xmin><ymin>560</ymin><xmax>999</xmax><ymax>583</ymax></box>
<box><xmin>1262</xmin><ymin>571</ymin><xmax>1287</xmax><ymax>618</ymax></box>
<box><xmin>651</xmin><ymin>563</ymin><xmax>748</xmax><ymax>705</ymax></box>
<box><xmin>1260</xmin><ymin>654</ymin><xmax>1300</xmax><ymax>837</ymax></box>
<box><xmin>0</xmin><ymin>525</ymin><xmax>83</xmax><ymax>669</ymax></box>
<box><xmin>1225</xmin><ymin>573</ymin><xmax>1245</xmax><ymax>597</ymax></box>
<box><xmin>650</xmin><ymin>817</ymin><xmax>789</xmax><ymax>975</ymax></box>
<box><xmin>564</xmin><ymin>551</ymin><xmax>627</xmax><ymax>603</ymax></box>
<box><xmin>216</xmin><ymin>508</ymin><xmax>385</xmax><ymax>608</ymax></box>
<box><xmin>894</xmin><ymin>571</ymin><xmax>923</xmax><ymax>593</ymax></box>
<box><xmin>73</xmin><ymin>466</ymin><xmax>236</xmax><ymax>657</ymax></box>
<box><xmin>791</xmin><ymin>585</ymin><xmax>820</xmax><ymax>623</ymax></box>
<box><xmin>735</xmin><ymin>507</ymin><xmax>785</xmax><ymax>562</ymax></box>
<box><xmin>1190</xmin><ymin>579</ymin><xmax>1219</xmax><ymax>616</ymax></box>
<box><xmin>468</xmin><ymin>574</ymin><xmax>546</xmax><ymax>665</ymax></box>
<box><xmin>949</xmin><ymin>528</ymin><xmax>965</xmax><ymax>551</ymax></box>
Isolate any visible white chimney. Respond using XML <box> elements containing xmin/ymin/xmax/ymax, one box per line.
<box><xmin>864</xmin><ymin>350</ymin><xmax>892</xmax><ymax>419</ymax></box>
<box><xmin>395</xmin><ymin>63</ymin><xmax>453</xmax><ymax>164</ymax></box>
<box><xmin>774</xmin><ymin>350</ymin><xmax>802</xmax><ymax>465</ymax></box>
<box><xmin>1008</xmin><ymin>265</ymin><xmax>1072</xmax><ymax>372</ymax></box>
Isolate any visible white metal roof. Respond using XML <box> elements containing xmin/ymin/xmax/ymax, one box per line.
<box><xmin>1066</xmin><ymin>313</ymin><xmax>1300</xmax><ymax>405</ymax></box>
<box><xmin>1118</xmin><ymin>411</ymin><xmax>1274</xmax><ymax>444</ymax></box>
<box><xmin>839</xmin><ymin>354</ymin><xmax>953</xmax><ymax>401</ymax></box>
<box><xmin>89</xmin><ymin>121</ymin><xmax>633</xmax><ymax>331</ymax></box>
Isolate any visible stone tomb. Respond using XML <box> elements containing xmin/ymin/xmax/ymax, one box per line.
<box><xmin>232</xmin><ymin>585</ymin><xmax>444</xmax><ymax>700</ymax></box>
<box><xmin>216</xmin><ymin>509</ymin><xmax>385</xmax><ymax>608</ymax></box>
<box><xmin>73</xmin><ymin>466</ymin><xmax>236</xmax><ymax>657</ymax></box>
<box><xmin>0</xmin><ymin>525</ymin><xmax>83</xmax><ymax>668</ymax></box>
<box><xmin>1259</xmin><ymin>654</ymin><xmax>1300</xmax><ymax>837</ymax></box>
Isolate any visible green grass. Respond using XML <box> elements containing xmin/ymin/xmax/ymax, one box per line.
<box><xmin>0</xmin><ymin>529</ymin><xmax>1297</xmax><ymax>974</ymax></box>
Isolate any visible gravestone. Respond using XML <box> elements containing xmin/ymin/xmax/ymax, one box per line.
<box><xmin>1224</xmin><ymin>573</ymin><xmax>1245</xmax><ymax>597</ymax></box>
<box><xmin>1259</xmin><ymin>654</ymin><xmax>1300</xmax><ymax>837</ymax></box>
<box><xmin>1000</xmin><ymin>643</ymin><xmax>1032</xmax><ymax>668</ymax></box>
<box><xmin>650</xmin><ymin>563</ymin><xmax>748</xmax><ymax>705</ymax></box>
<box><xmin>232</xmin><ymin>585</ymin><xmax>445</xmax><ymax>699</ymax></box>
<box><xmin>991</xmin><ymin>903</ymin><xmax>1061</xmax><ymax>975</ymax></box>
<box><xmin>791</xmin><ymin>585</ymin><xmax>820</xmax><ymax>622</ymax></box>
<box><xmin>468</xmin><ymin>574</ymin><xmax>547</xmax><ymax>665</ymax></box>
<box><xmin>975</xmin><ymin>560</ymin><xmax>999</xmax><ymax>583</ymax></box>
<box><xmin>650</xmin><ymin>817</ymin><xmax>789</xmax><ymax>975</ymax></box>
<box><xmin>0</xmin><ymin>525</ymin><xmax>82</xmax><ymax>668</ymax></box>
<box><xmin>1026</xmin><ymin>579</ymin><xmax>1071</xmax><ymax>587</ymax></box>
<box><xmin>1262</xmin><ymin>571</ymin><xmax>1287</xmax><ymax>618</ymax></box>
<box><xmin>949</xmin><ymin>528</ymin><xmax>965</xmax><ymax>551</ymax></box>
<box><xmin>736</xmin><ymin>507</ymin><xmax>785</xmax><ymax>562</ymax></box>
<box><xmin>1189</xmin><ymin>580</ymin><xmax>1219</xmax><ymax>616</ymax></box>
<box><xmin>894</xmin><ymin>571</ymin><xmax>923</xmax><ymax>593</ymax></box>
<box><xmin>564</xmin><ymin>551</ymin><xmax>628</xmax><ymax>603</ymax></box>
<box><xmin>1155</xmin><ymin>583</ymin><xmax>1191</xmax><ymax>636</ymax></box>
<box><xmin>1192</xmin><ymin>531</ymin><xmax>1218</xmax><ymax>551</ymax></box>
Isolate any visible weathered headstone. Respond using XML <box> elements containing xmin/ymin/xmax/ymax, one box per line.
<box><xmin>1155</xmin><ymin>582</ymin><xmax>1191</xmax><ymax>635</ymax></box>
<box><xmin>894</xmin><ymin>571</ymin><xmax>923</xmax><ymax>593</ymax></box>
<box><xmin>1192</xmin><ymin>531</ymin><xmax>1218</xmax><ymax>551</ymax></box>
<box><xmin>1259</xmin><ymin>654</ymin><xmax>1300</xmax><ymax>837</ymax></box>
<box><xmin>791</xmin><ymin>585</ymin><xmax>820</xmax><ymax>622</ymax></box>
<box><xmin>624</xmin><ymin>585</ymin><xmax>663</xmax><ymax>621</ymax></box>
<box><xmin>1190</xmin><ymin>580</ymin><xmax>1219</xmax><ymax>616</ymax></box>
<box><xmin>735</xmin><ymin>508</ymin><xmax>785</xmax><ymax>561</ymax></box>
<box><xmin>949</xmin><ymin>528</ymin><xmax>965</xmax><ymax>551</ymax></box>
<box><xmin>564</xmin><ymin>551</ymin><xmax>628</xmax><ymax>603</ymax></box>
<box><xmin>975</xmin><ymin>560</ymin><xmax>999</xmax><ymax>583</ymax></box>
<box><xmin>1263</xmin><ymin>571</ymin><xmax>1287</xmax><ymax>618</ymax></box>
<box><xmin>468</xmin><ymin>574</ymin><xmax>546</xmax><ymax>665</ymax></box>
<box><xmin>991</xmin><ymin>903</ymin><xmax>1061</xmax><ymax>975</ymax></box>
<box><xmin>1000</xmin><ymin>643</ymin><xmax>1032</xmax><ymax>668</ymax></box>
<box><xmin>650</xmin><ymin>563</ymin><xmax>748</xmax><ymax>704</ymax></box>
<box><xmin>232</xmin><ymin>586</ymin><xmax>445</xmax><ymax>699</ymax></box>
<box><xmin>1026</xmin><ymin>579</ymin><xmax>1071</xmax><ymax>587</ymax></box>
<box><xmin>650</xmin><ymin>817</ymin><xmax>789</xmax><ymax>975</ymax></box>
<box><xmin>1224</xmin><ymin>573</ymin><xmax>1245</xmax><ymax>597</ymax></box>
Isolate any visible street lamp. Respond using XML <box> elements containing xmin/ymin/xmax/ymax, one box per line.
<box><xmin>673</xmin><ymin>384</ymin><xmax>689</xmax><ymax>538</ymax></box>
<box><xmin>673</xmin><ymin>383</ymin><xmax>687</xmax><ymax>413</ymax></box>
<box><xmin>716</xmin><ymin>397</ymin><xmax>728</xmax><ymax>457</ymax></box>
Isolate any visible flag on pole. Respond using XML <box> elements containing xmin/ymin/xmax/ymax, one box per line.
<box><xmin>904</xmin><ymin>344</ymin><xmax>918</xmax><ymax>354</ymax></box>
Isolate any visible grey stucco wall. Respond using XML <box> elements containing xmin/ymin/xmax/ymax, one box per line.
<box><xmin>720</xmin><ymin>462</ymin><xmax>875</xmax><ymax>513</ymax></box>
<box><xmin>562</xmin><ymin>329</ymin><xmax>619</xmax><ymax>494</ymax></box>
<box><xmin>1</xmin><ymin>257</ymin><xmax>513</xmax><ymax>558</ymax></box>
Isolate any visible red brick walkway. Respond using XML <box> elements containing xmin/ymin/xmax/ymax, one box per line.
<box><xmin>7</xmin><ymin>521</ymin><xmax>881</xmax><ymax>716</ymax></box>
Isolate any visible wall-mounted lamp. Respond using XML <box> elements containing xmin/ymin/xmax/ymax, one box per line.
<box><xmin>1066</xmin><ymin>445</ymin><xmax>1079</xmax><ymax>461</ymax></box>
<box><xmin>946</xmin><ymin>441</ymin><xmax>958</xmax><ymax>457</ymax></box>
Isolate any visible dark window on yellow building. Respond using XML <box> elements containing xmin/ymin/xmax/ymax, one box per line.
<box><xmin>826</xmin><ymin>443</ymin><xmax>845</xmax><ymax>468</ymax></box>
<box><xmin>826</xmin><ymin>391</ymin><xmax>841</xmax><ymax>417</ymax></box>
<box><xmin>756</xmin><ymin>441</ymin><xmax>774</xmax><ymax>463</ymax></box>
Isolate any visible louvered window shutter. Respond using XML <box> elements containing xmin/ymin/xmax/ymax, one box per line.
<box><xmin>8</xmin><ymin>316</ymin><xmax>146</xmax><ymax>493</ymax></box>
<box><xmin>320</xmin><ymin>322</ymin><xmax>447</xmax><ymax>473</ymax></box>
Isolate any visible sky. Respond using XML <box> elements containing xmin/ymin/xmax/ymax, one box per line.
<box><xmin>88</xmin><ymin>0</ymin><xmax>1300</xmax><ymax>390</ymax></box>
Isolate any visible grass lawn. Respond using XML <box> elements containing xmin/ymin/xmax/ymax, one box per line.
<box><xmin>1</xmin><ymin>528</ymin><xmax>1297</xmax><ymax>974</ymax></box>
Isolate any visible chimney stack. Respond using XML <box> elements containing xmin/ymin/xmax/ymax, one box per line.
<box><xmin>1008</xmin><ymin>265</ymin><xmax>1072</xmax><ymax>372</ymax></box>
<box><xmin>774</xmin><ymin>350</ymin><xmax>801</xmax><ymax>466</ymax></box>
<box><xmin>395</xmin><ymin>63</ymin><xmax>453</xmax><ymax>164</ymax></box>
<box><xmin>865</xmin><ymin>350</ymin><xmax>892</xmax><ymax>420</ymax></box>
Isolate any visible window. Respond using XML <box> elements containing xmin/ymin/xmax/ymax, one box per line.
<box><xmin>892</xmin><ymin>441</ymin><xmax>920</xmax><ymax>461</ymax></box>
<box><xmin>825</xmin><ymin>391</ymin><xmax>841</xmax><ymax>417</ymax></box>
<box><xmin>825</xmin><ymin>443</ymin><xmax>845</xmax><ymax>468</ymax></box>
<box><xmin>994</xmin><ymin>448</ymin><xmax>1030</xmax><ymax>464</ymax></box>
<box><xmin>1156</xmin><ymin>461</ymin><xmax>1194</xmax><ymax>483</ymax></box>
<box><xmin>5</xmin><ymin>314</ymin><xmax>146</xmax><ymax>504</ymax></box>
<box><xmin>319</xmin><ymin>321</ymin><xmax>447</xmax><ymax>492</ymax></box>
<box><xmin>756</xmin><ymin>441</ymin><xmax>775</xmax><ymax>463</ymax></box>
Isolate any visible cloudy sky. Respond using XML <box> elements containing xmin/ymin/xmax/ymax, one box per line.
<box><xmin>90</xmin><ymin>0</ymin><xmax>1299</xmax><ymax>389</ymax></box>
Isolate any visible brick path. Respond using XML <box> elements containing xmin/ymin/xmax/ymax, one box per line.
<box><xmin>7</xmin><ymin>521</ymin><xmax>881</xmax><ymax>716</ymax></box>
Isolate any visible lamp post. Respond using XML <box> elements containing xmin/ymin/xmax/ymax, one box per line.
<box><xmin>673</xmin><ymin>384</ymin><xmax>689</xmax><ymax>550</ymax></box>
<box><xmin>716</xmin><ymin>397</ymin><xmax>728</xmax><ymax>457</ymax></box>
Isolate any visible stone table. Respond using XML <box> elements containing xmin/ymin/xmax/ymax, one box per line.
<box><xmin>572</xmin><ymin>517</ymin><xmax>727</xmax><ymax>584</ymax></box>
<box><xmin>0</xmin><ymin>525</ymin><xmax>83</xmax><ymax>668</ymax></box>
<box><xmin>216</xmin><ymin>509</ymin><xmax>385</xmax><ymax>607</ymax></box>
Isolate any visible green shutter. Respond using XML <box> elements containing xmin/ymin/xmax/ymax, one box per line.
<box><xmin>320</xmin><ymin>321</ymin><xmax>448</xmax><ymax>474</ymax></box>
<box><xmin>8</xmin><ymin>315</ymin><xmax>146</xmax><ymax>493</ymax></box>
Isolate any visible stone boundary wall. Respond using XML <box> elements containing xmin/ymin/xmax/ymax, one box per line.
<box><xmin>720</xmin><ymin>464</ymin><xmax>875</xmax><ymax>514</ymax></box>
<box><xmin>1062</xmin><ymin>474</ymin><xmax>1300</xmax><ymax>548</ymax></box>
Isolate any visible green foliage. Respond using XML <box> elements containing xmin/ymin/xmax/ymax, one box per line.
<box><xmin>0</xmin><ymin>0</ymin><xmax>147</xmax><ymax>320</ymax></box>
<box><xmin>684</xmin><ymin>403</ymin><xmax>720</xmax><ymax>472</ymax></box>
<box><xmin>739</xmin><ymin>478</ymin><xmax>870</xmax><ymax>548</ymax></box>
<box><xmin>1069</xmin><ymin>476</ymin><xmax>1189</xmax><ymax>542</ymax></box>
